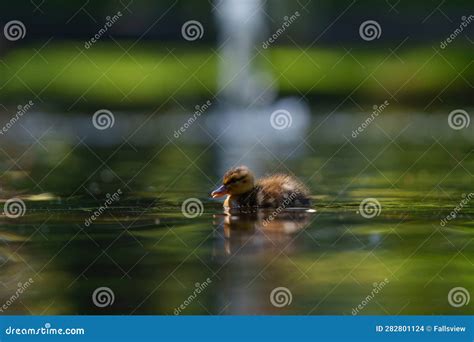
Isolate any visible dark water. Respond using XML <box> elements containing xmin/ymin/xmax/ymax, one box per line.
<box><xmin>0</xmin><ymin>111</ymin><xmax>473</xmax><ymax>315</ymax></box>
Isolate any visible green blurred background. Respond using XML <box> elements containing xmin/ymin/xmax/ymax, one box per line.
<box><xmin>0</xmin><ymin>0</ymin><xmax>473</xmax><ymax>109</ymax></box>
<box><xmin>0</xmin><ymin>0</ymin><xmax>472</xmax><ymax>316</ymax></box>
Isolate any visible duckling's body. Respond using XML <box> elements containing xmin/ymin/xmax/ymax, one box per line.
<box><xmin>211</xmin><ymin>166</ymin><xmax>311</xmax><ymax>209</ymax></box>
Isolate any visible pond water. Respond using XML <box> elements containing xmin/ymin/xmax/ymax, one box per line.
<box><xmin>0</xmin><ymin>109</ymin><xmax>472</xmax><ymax>315</ymax></box>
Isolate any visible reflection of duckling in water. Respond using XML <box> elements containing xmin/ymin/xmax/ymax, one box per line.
<box><xmin>213</xmin><ymin>211</ymin><xmax>314</xmax><ymax>256</ymax></box>
<box><xmin>222</xmin><ymin>210</ymin><xmax>313</xmax><ymax>234</ymax></box>
<box><xmin>211</xmin><ymin>166</ymin><xmax>311</xmax><ymax>210</ymax></box>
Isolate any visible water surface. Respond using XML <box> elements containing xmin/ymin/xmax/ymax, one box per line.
<box><xmin>0</xmin><ymin>110</ymin><xmax>472</xmax><ymax>315</ymax></box>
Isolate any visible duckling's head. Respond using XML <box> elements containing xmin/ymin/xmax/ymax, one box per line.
<box><xmin>211</xmin><ymin>166</ymin><xmax>255</xmax><ymax>198</ymax></box>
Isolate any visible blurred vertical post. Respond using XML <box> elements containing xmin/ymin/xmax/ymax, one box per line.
<box><xmin>215</xmin><ymin>0</ymin><xmax>274</xmax><ymax>108</ymax></box>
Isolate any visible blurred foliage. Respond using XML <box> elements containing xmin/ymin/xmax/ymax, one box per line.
<box><xmin>1</xmin><ymin>42</ymin><xmax>472</xmax><ymax>108</ymax></box>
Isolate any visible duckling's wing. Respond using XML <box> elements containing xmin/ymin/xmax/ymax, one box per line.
<box><xmin>256</xmin><ymin>174</ymin><xmax>311</xmax><ymax>207</ymax></box>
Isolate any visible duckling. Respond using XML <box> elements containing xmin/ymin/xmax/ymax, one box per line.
<box><xmin>211</xmin><ymin>166</ymin><xmax>311</xmax><ymax>209</ymax></box>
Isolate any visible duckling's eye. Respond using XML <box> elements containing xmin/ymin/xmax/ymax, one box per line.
<box><xmin>225</xmin><ymin>175</ymin><xmax>246</xmax><ymax>186</ymax></box>
<box><xmin>233</xmin><ymin>176</ymin><xmax>246</xmax><ymax>183</ymax></box>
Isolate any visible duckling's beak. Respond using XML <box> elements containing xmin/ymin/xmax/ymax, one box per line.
<box><xmin>211</xmin><ymin>184</ymin><xmax>228</xmax><ymax>198</ymax></box>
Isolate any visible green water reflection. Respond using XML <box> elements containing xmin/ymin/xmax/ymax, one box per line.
<box><xmin>0</xmin><ymin>114</ymin><xmax>472</xmax><ymax>315</ymax></box>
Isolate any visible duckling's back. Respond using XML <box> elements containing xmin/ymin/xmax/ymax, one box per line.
<box><xmin>256</xmin><ymin>174</ymin><xmax>311</xmax><ymax>208</ymax></box>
